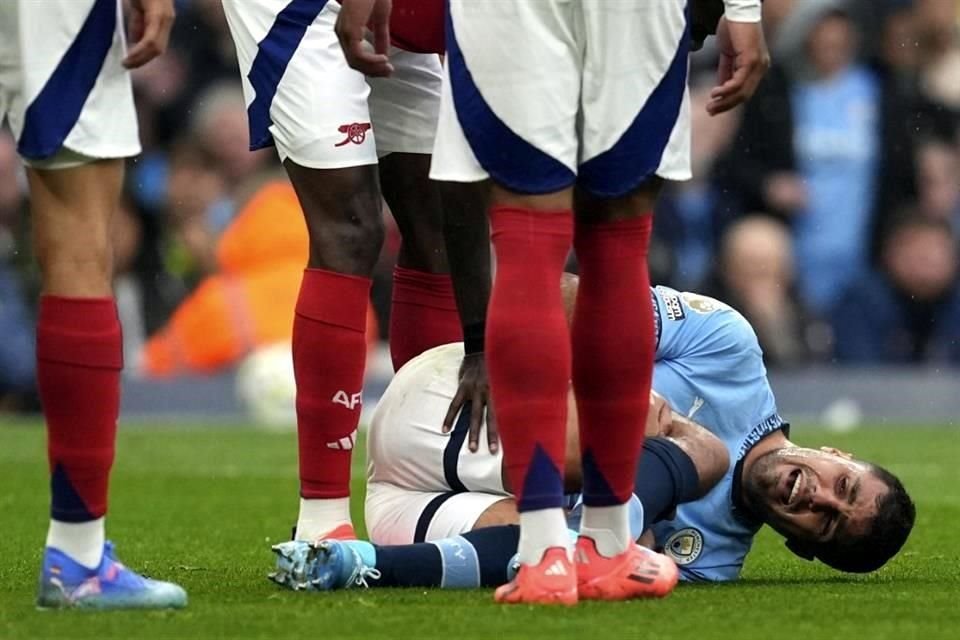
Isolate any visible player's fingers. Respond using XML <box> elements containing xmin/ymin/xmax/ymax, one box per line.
<box><xmin>709</xmin><ymin>66</ymin><xmax>746</xmax><ymax>100</ymax></box>
<box><xmin>707</xmin><ymin>64</ymin><xmax>752</xmax><ymax>115</ymax></box>
<box><xmin>123</xmin><ymin>8</ymin><xmax>174</xmax><ymax>68</ymax></box>
<box><xmin>334</xmin><ymin>9</ymin><xmax>392</xmax><ymax>77</ymax></box>
<box><xmin>467</xmin><ymin>397</ymin><xmax>483</xmax><ymax>453</ymax></box>
<box><xmin>715</xmin><ymin>52</ymin><xmax>734</xmax><ymax>87</ymax></box>
<box><xmin>443</xmin><ymin>390</ymin><xmax>464</xmax><ymax>434</ymax></box>
<box><xmin>372</xmin><ymin>20</ymin><xmax>391</xmax><ymax>58</ymax></box>
<box><xmin>708</xmin><ymin>59</ymin><xmax>768</xmax><ymax>115</ymax></box>
<box><xmin>127</xmin><ymin>9</ymin><xmax>145</xmax><ymax>44</ymax></box>
<box><xmin>706</xmin><ymin>91</ymin><xmax>744</xmax><ymax>115</ymax></box>
<box><xmin>485</xmin><ymin>398</ymin><xmax>499</xmax><ymax>454</ymax></box>
<box><xmin>347</xmin><ymin>41</ymin><xmax>394</xmax><ymax>77</ymax></box>
<box><xmin>123</xmin><ymin>12</ymin><xmax>148</xmax><ymax>69</ymax></box>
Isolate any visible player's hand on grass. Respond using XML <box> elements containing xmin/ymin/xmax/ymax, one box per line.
<box><xmin>708</xmin><ymin>17</ymin><xmax>770</xmax><ymax>115</ymax></box>
<box><xmin>123</xmin><ymin>0</ymin><xmax>175</xmax><ymax>69</ymax></box>
<box><xmin>443</xmin><ymin>353</ymin><xmax>498</xmax><ymax>454</ymax></box>
<box><xmin>335</xmin><ymin>0</ymin><xmax>394</xmax><ymax>77</ymax></box>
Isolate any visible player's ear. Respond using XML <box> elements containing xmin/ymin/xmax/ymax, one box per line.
<box><xmin>819</xmin><ymin>446</ymin><xmax>853</xmax><ymax>460</ymax></box>
<box><xmin>786</xmin><ymin>538</ymin><xmax>816</xmax><ymax>561</ymax></box>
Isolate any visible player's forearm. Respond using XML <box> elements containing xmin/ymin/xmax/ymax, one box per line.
<box><xmin>663</xmin><ymin>414</ymin><xmax>729</xmax><ymax>497</ymax></box>
<box><xmin>438</xmin><ymin>181</ymin><xmax>491</xmax><ymax>350</ymax></box>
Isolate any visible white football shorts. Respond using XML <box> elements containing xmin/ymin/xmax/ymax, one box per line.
<box><xmin>430</xmin><ymin>0</ymin><xmax>692</xmax><ymax>197</ymax></box>
<box><xmin>365</xmin><ymin>343</ymin><xmax>510</xmax><ymax>545</ymax></box>
<box><xmin>222</xmin><ymin>0</ymin><xmax>441</xmax><ymax>170</ymax></box>
<box><xmin>0</xmin><ymin>0</ymin><xmax>140</xmax><ymax>168</ymax></box>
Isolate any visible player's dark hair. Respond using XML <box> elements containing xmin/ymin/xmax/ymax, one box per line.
<box><xmin>812</xmin><ymin>465</ymin><xmax>916</xmax><ymax>573</ymax></box>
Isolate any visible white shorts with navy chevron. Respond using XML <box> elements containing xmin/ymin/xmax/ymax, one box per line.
<box><xmin>0</xmin><ymin>0</ymin><xmax>139</xmax><ymax>166</ymax></box>
<box><xmin>430</xmin><ymin>0</ymin><xmax>692</xmax><ymax>197</ymax></box>
<box><xmin>222</xmin><ymin>0</ymin><xmax>441</xmax><ymax>170</ymax></box>
<box><xmin>365</xmin><ymin>343</ymin><xmax>509</xmax><ymax>545</ymax></box>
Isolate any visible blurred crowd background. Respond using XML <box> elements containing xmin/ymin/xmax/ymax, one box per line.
<box><xmin>2</xmin><ymin>0</ymin><xmax>960</xmax><ymax>411</ymax></box>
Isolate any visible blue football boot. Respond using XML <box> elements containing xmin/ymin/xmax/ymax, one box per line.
<box><xmin>270</xmin><ymin>539</ymin><xmax>380</xmax><ymax>591</ymax></box>
<box><xmin>37</xmin><ymin>542</ymin><xmax>187</xmax><ymax>610</ymax></box>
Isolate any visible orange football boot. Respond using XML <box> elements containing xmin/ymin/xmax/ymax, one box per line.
<box><xmin>576</xmin><ymin>537</ymin><xmax>678</xmax><ymax>600</ymax></box>
<box><xmin>494</xmin><ymin>547</ymin><xmax>578</xmax><ymax>606</ymax></box>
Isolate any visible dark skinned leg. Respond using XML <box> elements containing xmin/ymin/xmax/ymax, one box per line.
<box><xmin>281</xmin><ymin>160</ymin><xmax>381</xmax><ymax>533</ymax></box>
<box><xmin>284</xmin><ymin>161</ymin><xmax>385</xmax><ymax>275</ymax></box>
<box><xmin>378</xmin><ymin>153</ymin><xmax>448</xmax><ymax>273</ymax></box>
<box><xmin>378</xmin><ymin>153</ymin><xmax>462</xmax><ymax>369</ymax></box>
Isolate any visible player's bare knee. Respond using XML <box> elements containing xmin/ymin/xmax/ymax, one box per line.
<box><xmin>306</xmin><ymin>207</ymin><xmax>385</xmax><ymax>275</ymax></box>
<box><xmin>285</xmin><ymin>161</ymin><xmax>385</xmax><ymax>275</ymax></box>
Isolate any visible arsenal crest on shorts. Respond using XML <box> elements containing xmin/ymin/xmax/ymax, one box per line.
<box><xmin>335</xmin><ymin>122</ymin><xmax>372</xmax><ymax>147</ymax></box>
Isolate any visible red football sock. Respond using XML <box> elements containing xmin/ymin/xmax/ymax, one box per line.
<box><xmin>486</xmin><ymin>206</ymin><xmax>573</xmax><ymax>512</ymax></box>
<box><xmin>573</xmin><ymin>215</ymin><xmax>655</xmax><ymax>505</ymax></box>
<box><xmin>37</xmin><ymin>296</ymin><xmax>122</xmax><ymax>522</ymax></box>
<box><xmin>389</xmin><ymin>266</ymin><xmax>462</xmax><ymax>371</ymax></box>
<box><xmin>294</xmin><ymin>269</ymin><xmax>370</xmax><ymax>499</ymax></box>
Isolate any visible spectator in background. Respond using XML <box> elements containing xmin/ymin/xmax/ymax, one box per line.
<box><xmin>916</xmin><ymin>137</ymin><xmax>960</xmax><ymax>232</ymax></box>
<box><xmin>716</xmin><ymin>1</ymin><xmax>917</xmax><ymax>315</ymax></box>
<box><xmin>703</xmin><ymin>216</ymin><xmax>828</xmax><ymax>367</ymax></box>
<box><xmin>832</xmin><ymin>215</ymin><xmax>960</xmax><ymax>364</ymax></box>
<box><xmin>165</xmin><ymin>83</ymin><xmax>272</xmax><ymax>284</ymax></box>
<box><xmin>914</xmin><ymin>0</ymin><xmax>960</xmax><ymax>118</ymax></box>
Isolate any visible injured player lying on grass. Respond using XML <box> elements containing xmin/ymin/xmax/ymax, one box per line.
<box><xmin>271</xmin><ymin>277</ymin><xmax>916</xmax><ymax>591</ymax></box>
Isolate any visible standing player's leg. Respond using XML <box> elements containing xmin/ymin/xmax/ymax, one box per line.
<box><xmin>283</xmin><ymin>162</ymin><xmax>381</xmax><ymax>541</ymax></box>
<box><xmin>433</xmin><ymin>0</ymin><xmax>582</xmax><ymax>605</ymax></box>
<box><xmin>30</xmin><ymin>164</ymin><xmax>123</xmax><ymax>573</ymax></box>
<box><xmin>369</xmin><ymin>49</ymin><xmax>462</xmax><ymax>371</ymax></box>
<box><xmin>3</xmin><ymin>0</ymin><xmax>185</xmax><ymax>609</ymax></box>
<box><xmin>570</xmin><ymin>0</ymin><xmax>690</xmax><ymax>600</ymax></box>
<box><xmin>29</xmin><ymin>159</ymin><xmax>186</xmax><ymax>609</ymax></box>
<box><xmin>570</xmin><ymin>187</ymin><xmax>663</xmax><ymax>596</ymax></box>
<box><xmin>222</xmin><ymin>0</ymin><xmax>383</xmax><ymax>544</ymax></box>
<box><xmin>378</xmin><ymin>153</ymin><xmax>461</xmax><ymax>370</ymax></box>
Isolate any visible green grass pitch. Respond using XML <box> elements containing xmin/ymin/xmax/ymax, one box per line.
<box><xmin>1</xmin><ymin>421</ymin><xmax>957</xmax><ymax>639</ymax></box>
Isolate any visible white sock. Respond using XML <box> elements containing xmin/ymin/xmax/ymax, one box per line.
<box><xmin>580</xmin><ymin>504</ymin><xmax>632</xmax><ymax>558</ymax></box>
<box><xmin>45</xmin><ymin>518</ymin><xmax>105</xmax><ymax>570</ymax></box>
<box><xmin>517</xmin><ymin>508</ymin><xmax>572</xmax><ymax>565</ymax></box>
<box><xmin>294</xmin><ymin>497</ymin><xmax>351</xmax><ymax>541</ymax></box>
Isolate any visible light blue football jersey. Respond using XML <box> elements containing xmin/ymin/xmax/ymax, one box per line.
<box><xmin>647</xmin><ymin>286</ymin><xmax>786</xmax><ymax>582</ymax></box>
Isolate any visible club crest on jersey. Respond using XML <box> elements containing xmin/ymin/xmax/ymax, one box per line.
<box><xmin>664</xmin><ymin>528</ymin><xmax>703</xmax><ymax>566</ymax></box>
<box><xmin>662</xmin><ymin>292</ymin><xmax>686</xmax><ymax>321</ymax></box>
<box><xmin>680</xmin><ymin>292</ymin><xmax>727</xmax><ymax>315</ymax></box>
<box><xmin>332</xmin><ymin>390</ymin><xmax>362</xmax><ymax>410</ymax></box>
<box><xmin>334</xmin><ymin>122</ymin><xmax>372</xmax><ymax>146</ymax></box>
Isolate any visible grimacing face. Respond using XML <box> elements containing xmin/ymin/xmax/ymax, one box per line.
<box><xmin>742</xmin><ymin>447</ymin><xmax>889</xmax><ymax>548</ymax></box>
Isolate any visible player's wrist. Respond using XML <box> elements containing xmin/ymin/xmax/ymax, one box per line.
<box><xmin>723</xmin><ymin>0</ymin><xmax>762</xmax><ymax>23</ymax></box>
<box><xmin>463</xmin><ymin>322</ymin><xmax>485</xmax><ymax>355</ymax></box>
